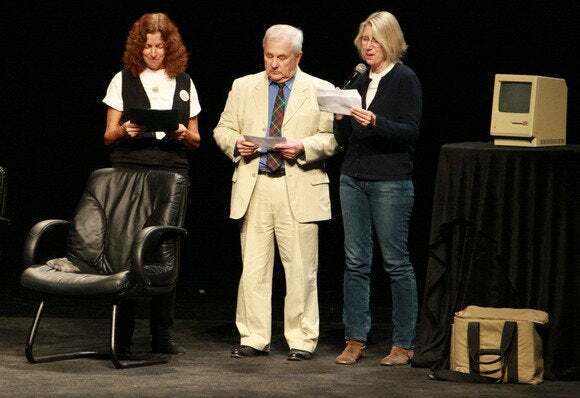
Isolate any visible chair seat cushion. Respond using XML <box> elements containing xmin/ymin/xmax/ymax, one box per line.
<box><xmin>21</xmin><ymin>265</ymin><xmax>132</xmax><ymax>296</ymax></box>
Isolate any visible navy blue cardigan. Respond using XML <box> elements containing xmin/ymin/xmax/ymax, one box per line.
<box><xmin>334</xmin><ymin>63</ymin><xmax>422</xmax><ymax>180</ymax></box>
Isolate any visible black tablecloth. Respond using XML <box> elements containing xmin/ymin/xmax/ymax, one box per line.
<box><xmin>413</xmin><ymin>142</ymin><xmax>580</xmax><ymax>380</ymax></box>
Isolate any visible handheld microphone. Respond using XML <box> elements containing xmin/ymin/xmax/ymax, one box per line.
<box><xmin>342</xmin><ymin>63</ymin><xmax>367</xmax><ymax>89</ymax></box>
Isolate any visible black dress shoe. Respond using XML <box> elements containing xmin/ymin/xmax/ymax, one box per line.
<box><xmin>151</xmin><ymin>339</ymin><xmax>186</xmax><ymax>355</ymax></box>
<box><xmin>231</xmin><ymin>345</ymin><xmax>268</xmax><ymax>358</ymax></box>
<box><xmin>287</xmin><ymin>349</ymin><xmax>313</xmax><ymax>361</ymax></box>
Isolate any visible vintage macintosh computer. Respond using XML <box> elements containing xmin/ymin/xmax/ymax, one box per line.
<box><xmin>490</xmin><ymin>74</ymin><xmax>567</xmax><ymax>147</ymax></box>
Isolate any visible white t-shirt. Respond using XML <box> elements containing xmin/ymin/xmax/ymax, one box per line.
<box><xmin>103</xmin><ymin>68</ymin><xmax>201</xmax><ymax>117</ymax></box>
<box><xmin>365</xmin><ymin>63</ymin><xmax>395</xmax><ymax>108</ymax></box>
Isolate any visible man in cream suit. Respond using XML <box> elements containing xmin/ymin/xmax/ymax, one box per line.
<box><xmin>214</xmin><ymin>24</ymin><xmax>337</xmax><ymax>361</ymax></box>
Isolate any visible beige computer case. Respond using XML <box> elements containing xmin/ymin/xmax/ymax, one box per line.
<box><xmin>490</xmin><ymin>74</ymin><xmax>567</xmax><ymax>147</ymax></box>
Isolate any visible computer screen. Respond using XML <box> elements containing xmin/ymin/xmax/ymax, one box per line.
<box><xmin>499</xmin><ymin>82</ymin><xmax>531</xmax><ymax>113</ymax></box>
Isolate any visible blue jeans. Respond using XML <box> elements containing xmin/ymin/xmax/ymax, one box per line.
<box><xmin>340</xmin><ymin>174</ymin><xmax>418</xmax><ymax>348</ymax></box>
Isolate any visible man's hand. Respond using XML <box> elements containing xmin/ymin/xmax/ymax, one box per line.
<box><xmin>236</xmin><ymin>136</ymin><xmax>259</xmax><ymax>158</ymax></box>
<box><xmin>274</xmin><ymin>139</ymin><xmax>304</xmax><ymax>160</ymax></box>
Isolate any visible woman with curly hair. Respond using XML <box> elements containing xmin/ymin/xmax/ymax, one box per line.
<box><xmin>102</xmin><ymin>12</ymin><xmax>201</xmax><ymax>355</ymax></box>
<box><xmin>103</xmin><ymin>12</ymin><xmax>201</xmax><ymax>171</ymax></box>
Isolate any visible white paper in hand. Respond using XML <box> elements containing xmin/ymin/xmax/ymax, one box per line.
<box><xmin>316</xmin><ymin>89</ymin><xmax>361</xmax><ymax>115</ymax></box>
<box><xmin>244</xmin><ymin>135</ymin><xmax>287</xmax><ymax>152</ymax></box>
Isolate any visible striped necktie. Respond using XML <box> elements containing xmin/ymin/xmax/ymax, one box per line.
<box><xmin>266</xmin><ymin>83</ymin><xmax>286</xmax><ymax>172</ymax></box>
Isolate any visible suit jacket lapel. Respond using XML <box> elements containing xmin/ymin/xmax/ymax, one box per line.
<box><xmin>251</xmin><ymin>72</ymin><xmax>269</xmax><ymax>128</ymax></box>
<box><xmin>282</xmin><ymin>68</ymin><xmax>308</xmax><ymax>128</ymax></box>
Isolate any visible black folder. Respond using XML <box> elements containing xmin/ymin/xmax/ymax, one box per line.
<box><xmin>126</xmin><ymin>108</ymin><xmax>179</xmax><ymax>132</ymax></box>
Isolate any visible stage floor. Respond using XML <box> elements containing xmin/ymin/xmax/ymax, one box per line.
<box><xmin>0</xmin><ymin>317</ymin><xmax>578</xmax><ymax>397</ymax></box>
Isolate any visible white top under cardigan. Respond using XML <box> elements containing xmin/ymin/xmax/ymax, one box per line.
<box><xmin>365</xmin><ymin>63</ymin><xmax>395</xmax><ymax>108</ymax></box>
<box><xmin>103</xmin><ymin>68</ymin><xmax>201</xmax><ymax>137</ymax></box>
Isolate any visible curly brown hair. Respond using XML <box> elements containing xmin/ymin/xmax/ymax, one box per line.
<box><xmin>123</xmin><ymin>13</ymin><xmax>188</xmax><ymax>78</ymax></box>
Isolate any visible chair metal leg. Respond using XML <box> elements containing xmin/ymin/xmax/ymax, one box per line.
<box><xmin>25</xmin><ymin>300</ymin><xmax>44</xmax><ymax>363</ymax></box>
<box><xmin>110</xmin><ymin>303</ymin><xmax>168</xmax><ymax>369</ymax></box>
<box><xmin>25</xmin><ymin>300</ymin><xmax>105</xmax><ymax>364</ymax></box>
<box><xmin>24</xmin><ymin>300</ymin><xmax>169</xmax><ymax>368</ymax></box>
<box><xmin>110</xmin><ymin>302</ymin><xmax>121</xmax><ymax>367</ymax></box>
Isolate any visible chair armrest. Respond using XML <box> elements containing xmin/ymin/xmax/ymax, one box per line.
<box><xmin>131</xmin><ymin>225</ymin><xmax>187</xmax><ymax>285</ymax></box>
<box><xmin>23</xmin><ymin>219</ymin><xmax>70</xmax><ymax>267</ymax></box>
<box><xmin>0</xmin><ymin>216</ymin><xmax>10</xmax><ymax>225</ymax></box>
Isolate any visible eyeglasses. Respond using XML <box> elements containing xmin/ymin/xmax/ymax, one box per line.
<box><xmin>361</xmin><ymin>36</ymin><xmax>380</xmax><ymax>47</ymax></box>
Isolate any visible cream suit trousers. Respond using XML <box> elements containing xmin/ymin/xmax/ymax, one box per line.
<box><xmin>237</xmin><ymin>174</ymin><xmax>319</xmax><ymax>353</ymax></box>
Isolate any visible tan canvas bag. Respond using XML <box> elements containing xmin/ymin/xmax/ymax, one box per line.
<box><xmin>450</xmin><ymin>306</ymin><xmax>549</xmax><ymax>384</ymax></box>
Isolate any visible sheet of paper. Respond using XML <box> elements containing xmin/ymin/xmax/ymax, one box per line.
<box><xmin>316</xmin><ymin>89</ymin><xmax>361</xmax><ymax>115</ymax></box>
<box><xmin>243</xmin><ymin>135</ymin><xmax>287</xmax><ymax>151</ymax></box>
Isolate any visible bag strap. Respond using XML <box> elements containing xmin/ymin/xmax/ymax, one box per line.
<box><xmin>467</xmin><ymin>322</ymin><xmax>503</xmax><ymax>373</ymax></box>
<box><xmin>467</xmin><ymin>320</ymin><xmax>519</xmax><ymax>383</ymax></box>
<box><xmin>500</xmin><ymin>321</ymin><xmax>518</xmax><ymax>383</ymax></box>
<box><xmin>467</xmin><ymin>322</ymin><xmax>481</xmax><ymax>374</ymax></box>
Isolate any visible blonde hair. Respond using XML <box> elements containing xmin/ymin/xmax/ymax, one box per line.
<box><xmin>354</xmin><ymin>11</ymin><xmax>408</xmax><ymax>63</ymax></box>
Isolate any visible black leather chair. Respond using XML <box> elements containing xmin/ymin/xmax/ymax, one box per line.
<box><xmin>20</xmin><ymin>167</ymin><xmax>188</xmax><ymax>369</ymax></box>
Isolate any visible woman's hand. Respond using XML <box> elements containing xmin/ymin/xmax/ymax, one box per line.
<box><xmin>104</xmin><ymin>108</ymin><xmax>144</xmax><ymax>145</ymax></box>
<box><xmin>351</xmin><ymin>106</ymin><xmax>376</xmax><ymax>128</ymax></box>
<box><xmin>166</xmin><ymin>118</ymin><xmax>201</xmax><ymax>149</ymax></box>
<box><xmin>170</xmin><ymin>123</ymin><xmax>189</xmax><ymax>141</ymax></box>
<box><xmin>121</xmin><ymin>120</ymin><xmax>144</xmax><ymax>138</ymax></box>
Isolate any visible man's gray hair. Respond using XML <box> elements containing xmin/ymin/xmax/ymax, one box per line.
<box><xmin>263</xmin><ymin>24</ymin><xmax>303</xmax><ymax>53</ymax></box>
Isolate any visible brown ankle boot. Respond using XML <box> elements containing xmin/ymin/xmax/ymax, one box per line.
<box><xmin>380</xmin><ymin>346</ymin><xmax>414</xmax><ymax>366</ymax></box>
<box><xmin>335</xmin><ymin>340</ymin><xmax>366</xmax><ymax>365</ymax></box>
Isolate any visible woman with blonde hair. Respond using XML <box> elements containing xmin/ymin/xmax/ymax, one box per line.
<box><xmin>334</xmin><ymin>11</ymin><xmax>422</xmax><ymax>366</ymax></box>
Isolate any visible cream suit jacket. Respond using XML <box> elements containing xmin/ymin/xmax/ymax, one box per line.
<box><xmin>214</xmin><ymin>68</ymin><xmax>337</xmax><ymax>222</ymax></box>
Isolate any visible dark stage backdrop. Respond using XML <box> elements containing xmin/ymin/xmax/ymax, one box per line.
<box><xmin>1</xmin><ymin>1</ymin><xmax>578</xmax><ymax>318</ymax></box>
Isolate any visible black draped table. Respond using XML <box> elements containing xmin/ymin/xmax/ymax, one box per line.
<box><xmin>413</xmin><ymin>142</ymin><xmax>580</xmax><ymax>380</ymax></box>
